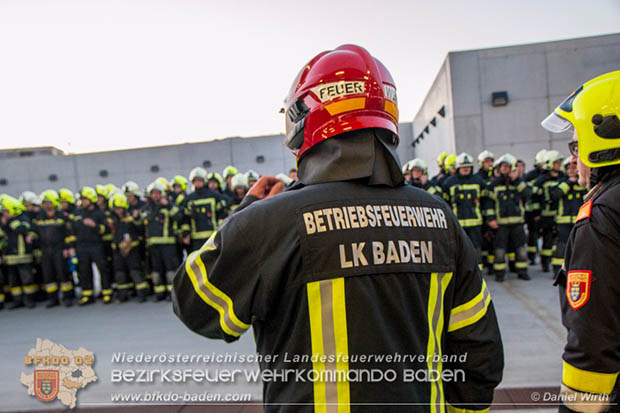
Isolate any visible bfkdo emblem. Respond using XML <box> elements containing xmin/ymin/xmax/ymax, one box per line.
<box><xmin>34</xmin><ymin>370</ymin><xmax>59</xmax><ymax>402</ymax></box>
<box><xmin>566</xmin><ymin>270</ymin><xmax>591</xmax><ymax>310</ymax></box>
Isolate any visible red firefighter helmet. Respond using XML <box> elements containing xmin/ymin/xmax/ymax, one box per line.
<box><xmin>283</xmin><ymin>44</ymin><xmax>399</xmax><ymax>160</ymax></box>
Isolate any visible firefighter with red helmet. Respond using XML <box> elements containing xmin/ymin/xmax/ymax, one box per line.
<box><xmin>542</xmin><ymin>70</ymin><xmax>620</xmax><ymax>412</ymax></box>
<box><xmin>173</xmin><ymin>44</ymin><xmax>503</xmax><ymax>411</ymax></box>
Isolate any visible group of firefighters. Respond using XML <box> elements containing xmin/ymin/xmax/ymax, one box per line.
<box><xmin>0</xmin><ymin>166</ymin><xmax>295</xmax><ymax>309</ymax></box>
<box><xmin>402</xmin><ymin>148</ymin><xmax>587</xmax><ymax>282</ymax></box>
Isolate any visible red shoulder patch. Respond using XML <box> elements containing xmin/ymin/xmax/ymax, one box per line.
<box><xmin>566</xmin><ymin>270</ymin><xmax>591</xmax><ymax>310</ymax></box>
<box><xmin>575</xmin><ymin>200</ymin><xmax>593</xmax><ymax>223</ymax></box>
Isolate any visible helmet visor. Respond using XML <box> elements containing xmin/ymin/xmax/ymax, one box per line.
<box><xmin>541</xmin><ymin>112</ymin><xmax>573</xmax><ymax>133</ymax></box>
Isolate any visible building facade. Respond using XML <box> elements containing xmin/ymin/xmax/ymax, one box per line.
<box><xmin>413</xmin><ymin>33</ymin><xmax>620</xmax><ymax>176</ymax></box>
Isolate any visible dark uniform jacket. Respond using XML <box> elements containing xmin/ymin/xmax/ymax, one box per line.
<box><xmin>442</xmin><ymin>173</ymin><xmax>488</xmax><ymax>227</ymax></box>
<box><xmin>485</xmin><ymin>176</ymin><xmax>531</xmax><ymax>225</ymax></box>
<box><xmin>1</xmin><ymin>214</ymin><xmax>34</xmax><ymax>265</ymax></box>
<box><xmin>68</xmin><ymin>206</ymin><xmax>109</xmax><ymax>247</ymax></box>
<box><xmin>524</xmin><ymin>168</ymin><xmax>543</xmax><ymax>215</ymax></box>
<box><xmin>32</xmin><ymin>210</ymin><xmax>72</xmax><ymax>249</ymax></box>
<box><xmin>556</xmin><ymin>177</ymin><xmax>620</xmax><ymax>412</ymax></box>
<box><xmin>549</xmin><ymin>178</ymin><xmax>588</xmax><ymax>225</ymax></box>
<box><xmin>173</xmin><ymin>181</ymin><xmax>504</xmax><ymax>412</ymax></box>
<box><xmin>475</xmin><ymin>168</ymin><xmax>492</xmax><ymax>184</ymax></box>
<box><xmin>181</xmin><ymin>188</ymin><xmax>229</xmax><ymax>241</ymax></box>
<box><xmin>532</xmin><ymin>172</ymin><xmax>563</xmax><ymax>218</ymax></box>
<box><xmin>142</xmin><ymin>201</ymin><xmax>182</xmax><ymax>246</ymax></box>
<box><xmin>111</xmin><ymin>213</ymin><xmax>143</xmax><ymax>250</ymax></box>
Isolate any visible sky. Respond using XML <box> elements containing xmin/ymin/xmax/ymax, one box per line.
<box><xmin>0</xmin><ymin>0</ymin><xmax>619</xmax><ymax>153</ymax></box>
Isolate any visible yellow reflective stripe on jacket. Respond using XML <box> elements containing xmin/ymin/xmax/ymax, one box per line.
<box><xmin>447</xmin><ymin>405</ymin><xmax>489</xmax><ymax>413</ymax></box>
<box><xmin>497</xmin><ymin>216</ymin><xmax>524</xmax><ymax>225</ymax></box>
<box><xmin>146</xmin><ymin>236</ymin><xmax>176</xmax><ymax>246</ymax></box>
<box><xmin>184</xmin><ymin>250</ymin><xmax>250</xmax><ymax>337</ymax></box>
<box><xmin>191</xmin><ymin>230</ymin><xmax>214</xmax><ymax>240</ymax></box>
<box><xmin>3</xmin><ymin>254</ymin><xmax>33</xmax><ymax>265</ymax></box>
<box><xmin>562</xmin><ymin>361</ymin><xmax>619</xmax><ymax>395</ymax></box>
<box><xmin>427</xmin><ymin>272</ymin><xmax>453</xmax><ymax>413</ymax></box>
<box><xmin>458</xmin><ymin>218</ymin><xmax>482</xmax><ymax>227</ymax></box>
<box><xmin>65</xmin><ymin>235</ymin><xmax>77</xmax><ymax>243</ymax></box>
<box><xmin>307</xmin><ymin>277</ymin><xmax>350</xmax><ymax>413</ymax></box>
<box><xmin>448</xmin><ymin>279</ymin><xmax>491</xmax><ymax>332</ymax></box>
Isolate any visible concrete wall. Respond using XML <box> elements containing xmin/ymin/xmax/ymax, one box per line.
<box><xmin>0</xmin><ymin>123</ymin><xmax>413</xmax><ymax>197</ymax></box>
<box><xmin>412</xmin><ymin>58</ymin><xmax>456</xmax><ymax>177</ymax></box>
<box><xmin>412</xmin><ymin>33</ymin><xmax>620</xmax><ymax>172</ymax></box>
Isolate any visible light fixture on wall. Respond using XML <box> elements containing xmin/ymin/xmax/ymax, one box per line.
<box><xmin>150</xmin><ymin>165</ymin><xmax>159</xmax><ymax>173</ymax></box>
<box><xmin>0</xmin><ymin>178</ymin><xmax>7</xmax><ymax>186</ymax></box>
<box><xmin>99</xmin><ymin>170</ymin><xmax>108</xmax><ymax>178</ymax></box>
<box><xmin>48</xmin><ymin>174</ymin><xmax>58</xmax><ymax>182</ymax></box>
<box><xmin>256</xmin><ymin>155</ymin><xmax>265</xmax><ymax>164</ymax></box>
<box><xmin>491</xmin><ymin>91</ymin><xmax>509</xmax><ymax>107</ymax></box>
<box><xmin>202</xmin><ymin>160</ymin><xmax>212</xmax><ymax>168</ymax></box>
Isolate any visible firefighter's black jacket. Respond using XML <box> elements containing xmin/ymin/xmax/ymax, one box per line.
<box><xmin>142</xmin><ymin>201</ymin><xmax>182</xmax><ymax>246</ymax></box>
<box><xmin>68</xmin><ymin>206</ymin><xmax>109</xmax><ymax>247</ymax></box>
<box><xmin>549</xmin><ymin>178</ymin><xmax>587</xmax><ymax>225</ymax></box>
<box><xmin>181</xmin><ymin>187</ymin><xmax>229</xmax><ymax>240</ymax></box>
<box><xmin>33</xmin><ymin>210</ymin><xmax>72</xmax><ymax>249</ymax></box>
<box><xmin>1</xmin><ymin>213</ymin><xmax>34</xmax><ymax>265</ymax></box>
<box><xmin>173</xmin><ymin>181</ymin><xmax>504</xmax><ymax>412</ymax></box>
<box><xmin>442</xmin><ymin>172</ymin><xmax>488</xmax><ymax>227</ymax></box>
<box><xmin>485</xmin><ymin>176</ymin><xmax>531</xmax><ymax>225</ymax></box>
<box><xmin>111</xmin><ymin>213</ymin><xmax>142</xmax><ymax>250</ymax></box>
<box><xmin>555</xmin><ymin>176</ymin><xmax>620</xmax><ymax>412</ymax></box>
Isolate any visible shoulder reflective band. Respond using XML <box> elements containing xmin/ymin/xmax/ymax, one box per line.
<box><xmin>427</xmin><ymin>272</ymin><xmax>454</xmax><ymax>413</ymax></box>
<box><xmin>307</xmin><ymin>277</ymin><xmax>350</xmax><ymax>413</ymax></box>
<box><xmin>184</xmin><ymin>250</ymin><xmax>250</xmax><ymax>337</ymax></box>
<box><xmin>448</xmin><ymin>279</ymin><xmax>491</xmax><ymax>332</ymax></box>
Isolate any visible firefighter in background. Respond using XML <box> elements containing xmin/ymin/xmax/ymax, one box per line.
<box><xmin>19</xmin><ymin>191</ymin><xmax>42</xmax><ymax>299</ymax></box>
<box><xmin>443</xmin><ymin>153</ymin><xmax>489</xmax><ymax>269</ymax></box>
<box><xmin>143</xmin><ymin>181</ymin><xmax>182</xmax><ymax>301</ymax></box>
<box><xmin>173</xmin><ymin>44</ymin><xmax>503</xmax><ymax>411</ymax></box>
<box><xmin>430</xmin><ymin>151</ymin><xmax>449</xmax><ymax>186</ymax></box>
<box><xmin>476</xmin><ymin>150</ymin><xmax>495</xmax><ymax>273</ymax></box>
<box><xmin>170</xmin><ymin>175</ymin><xmax>188</xmax><ymax>207</ymax></box>
<box><xmin>0</xmin><ymin>195</ymin><xmax>37</xmax><ymax>309</ymax></box>
<box><xmin>549</xmin><ymin>157</ymin><xmax>587</xmax><ymax>276</ymax></box>
<box><xmin>532</xmin><ymin>150</ymin><xmax>565</xmax><ymax>272</ymax></box>
<box><xmin>541</xmin><ymin>70</ymin><xmax>620</xmax><ymax>412</ymax></box>
<box><xmin>229</xmin><ymin>173</ymin><xmax>248</xmax><ymax>211</ymax></box>
<box><xmin>222</xmin><ymin>166</ymin><xmax>238</xmax><ymax>200</ymax></box>
<box><xmin>95</xmin><ymin>184</ymin><xmax>115</xmax><ymax>269</ymax></box>
<box><xmin>486</xmin><ymin>154</ymin><xmax>531</xmax><ymax>281</ymax></box>
<box><xmin>33</xmin><ymin>190</ymin><xmax>74</xmax><ymax>307</ymax></box>
<box><xmin>70</xmin><ymin>186</ymin><xmax>113</xmax><ymax>305</ymax></box>
<box><xmin>122</xmin><ymin>181</ymin><xmax>144</xmax><ymax>219</ymax></box>
<box><xmin>207</xmin><ymin>172</ymin><xmax>228</xmax><ymax>202</ymax></box>
<box><xmin>182</xmin><ymin>167</ymin><xmax>229</xmax><ymax>252</ymax></box>
<box><xmin>402</xmin><ymin>160</ymin><xmax>413</xmax><ymax>184</ymax></box>
<box><xmin>524</xmin><ymin>149</ymin><xmax>548</xmax><ymax>264</ymax></box>
<box><xmin>246</xmin><ymin>170</ymin><xmax>260</xmax><ymax>188</ymax></box>
<box><xmin>58</xmin><ymin>188</ymin><xmax>76</xmax><ymax>217</ymax></box>
<box><xmin>109</xmin><ymin>192</ymin><xmax>149</xmax><ymax>303</ymax></box>
<box><xmin>515</xmin><ymin>159</ymin><xmax>526</xmax><ymax>178</ymax></box>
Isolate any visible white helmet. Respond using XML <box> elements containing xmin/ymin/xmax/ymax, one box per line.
<box><xmin>275</xmin><ymin>173</ymin><xmax>294</xmax><ymax>186</ymax></box>
<box><xmin>246</xmin><ymin>170</ymin><xmax>260</xmax><ymax>182</ymax></box>
<box><xmin>535</xmin><ymin>149</ymin><xmax>548</xmax><ymax>166</ymax></box>
<box><xmin>19</xmin><ymin>191</ymin><xmax>40</xmax><ymax>206</ymax></box>
<box><xmin>456</xmin><ymin>152</ymin><xmax>474</xmax><ymax>169</ymax></box>
<box><xmin>231</xmin><ymin>173</ymin><xmax>249</xmax><ymax>189</ymax></box>
<box><xmin>543</xmin><ymin>150</ymin><xmax>564</xmax><ymax>171</ymax></box>
<box><xmin>189</xmin><ymin>167</ymin><xmax>208</xmax><ymax>182</ymax></box>
<box><xmin>477</xmin><ymin>150</ymin><xmax>495</xmax><ymax>166</ymax></box>
<box><xmin>122</xmin><ymin>181</ymin><xmax>141</xmax><ymax>197</ymax></box>
<box><xmin>409</xmin><ymin>158</ymin><xmax>427</xmax><ymax>173</ymax></box>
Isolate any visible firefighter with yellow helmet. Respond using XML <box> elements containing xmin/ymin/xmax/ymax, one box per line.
<box><xmin>541</xmin><ymin>70</ymin><xmax>620</xmax><ymax>411</ymax></box>
<box><xmin>172</xmin><ymin>44</ymin><xmax>502</xmax><ymax>410</ymax></box>
<box><xmin>524</xmin><ymin>149</ymin><xmax>549</xmax><ymax>264</ymax></box>
<box><xmin>32</xmin><ymin>190</ymin><xmax>74</xmax><ymax>307</ymax></box>
<box><xmin>68</xmin><ymin>186</ymin><xmax>113</xmax><ymax>305</ymax></box>
<box><xmin>1</xmin><ymin>195</ymin><xmax>37</xmax><ymax>309</ymax></box>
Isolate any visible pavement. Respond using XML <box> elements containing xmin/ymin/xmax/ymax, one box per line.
<box><xmin>0</xmin><ymin>264</ymin><xmax>566</xmax><ymax>412</ymax></box>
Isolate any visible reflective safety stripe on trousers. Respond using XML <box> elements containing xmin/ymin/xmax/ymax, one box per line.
<box><xmin>427</xmin><ymin>272</ymin><xmax>454</xmax><ymax>413</ymax></box>
<box><xmin>307</xmin><ymin>278</ymin><xmax>350</xmax><ymax>413</ymax></box>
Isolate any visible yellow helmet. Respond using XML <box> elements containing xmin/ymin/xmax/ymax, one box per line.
<box><xmin>0</xmin><ymin>194</ymin><xmax>20</xmax><ymax>216</ymax></box>
<box><xmin>40</xmin><ymin>190</ymin><xmax>59</xmax><ymax>207</ymax></box>
<box><xmin>105</xmin><ymin>184</ymin><xmax>119</xmax><ymax>197</ymax></box>
<box><xmin>222</xmin><ymin>166</ymin><xmax>238</xmax><ymax>178</ymax></box>
<box><xmin>171</xmin><ymin>175</ymin><xmax>188</xmax><ymax>191</ymax></box>
<box><xmin>80</xmin><ymin>186</ymin><xmax>98</xmax><ymax>204</ymax></box>
<box><xmin>444</xmin><ymin>154</ymin><xmax>458</xmax><ymax>172</ymax></box>
<box><xmin>95</xmin><ymin>184</ymin><xmax>108</xmax><ymax>199</ymax></box>
<box><xmin>207</xmin><ymin>172</ymin><xmax>224</xmax><ymax>189</ymax></box>
<box><xmin>542</xmin><ymin>70</ymin><xmax>620</xmax><ymax>168</ymax></box>
<box><xmin>155</xmin><ymin>177</ymin><xmax>170</xmax><ymax>191</ymax></box>
<box><xmin>108</xmin><ymin>192</ymin><xmax>128</xmax><ymax>209</ymax></box>
<box><xmin>436</xmin><ymin>152</ymin><xmax>449</xmax><ymax>168</ymax></box>
<box><xmin>58</xmin><ymin>188</ymin><xmax>75</xmax><ymax>205</ymax></box>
